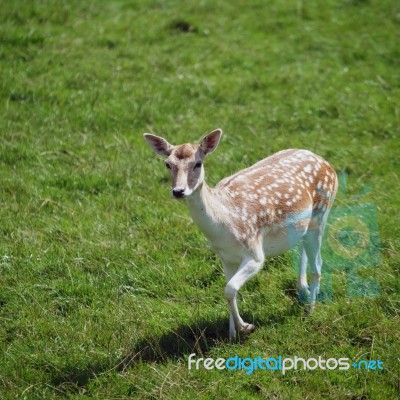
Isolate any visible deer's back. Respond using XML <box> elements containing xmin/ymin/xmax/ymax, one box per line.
<box><xmin>216</xmin><ymin>149</ymin><xmax>337</xmax><ymax>233</ymax></box>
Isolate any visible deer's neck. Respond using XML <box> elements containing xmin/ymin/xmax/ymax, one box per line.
<box><xmin>185</xmin><ymin>182</ymin><xmax>227</xmax><ymax>239</ymax></box>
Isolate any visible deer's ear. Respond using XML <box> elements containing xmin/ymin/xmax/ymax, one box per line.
<box><xmin>143</xmin><ymin>134</ymin><xmax>174</xmax><ymax>156</ymax></box>
<box><xmin>200</xmin><ymin>128</ymin><xmax>223</xmax><ymax>155</ymax></box>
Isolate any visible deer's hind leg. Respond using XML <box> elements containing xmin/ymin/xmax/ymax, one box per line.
<box><xmin>303</xmin><ymin>210</ymin><xmax>330</xmax><ymax>313</ymax></box>
<box><xmin>297</xmin><ymin>242</ymin><xmax>310</xmax><ymax>302</ymax></box>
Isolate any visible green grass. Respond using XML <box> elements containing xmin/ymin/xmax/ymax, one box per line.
<box><xmin>1</xmin><ymin>0</ymin><xmax>399</xmax><ymax>398</ymax></box>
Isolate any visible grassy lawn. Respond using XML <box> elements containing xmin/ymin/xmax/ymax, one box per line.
<box><xmin>1</xmin><ymin>0</ymin><xmax>399</xmax><ymax>398</ymax></box>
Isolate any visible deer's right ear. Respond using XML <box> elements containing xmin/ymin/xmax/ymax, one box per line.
<box><xmin>143</xmin><ymin>134</ymin><xmax>174</xmax><ymax>156</ymax></box>
<box><xmin>200</xmin><ymin>128</ymin><xmax>223</xmax><ymax>155</ymax></box>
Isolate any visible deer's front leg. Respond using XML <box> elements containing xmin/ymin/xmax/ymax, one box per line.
<box><xmin>222</xmin><ymin>262</ymin><xmax>240</xmax><ymax>341</ymax></box>
<box><xmin>224</xmin><ymin>255</ymin><xmax>264</xmax><ymax>341</ymax></box>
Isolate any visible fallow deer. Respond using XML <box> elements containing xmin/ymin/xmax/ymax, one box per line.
<box><xmin>144</xmin><ymin>129</ymin><xmax>337</xmax><ymax>341</ymax></box>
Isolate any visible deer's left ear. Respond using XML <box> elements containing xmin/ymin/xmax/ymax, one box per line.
<box><xmin>200</xmin><ymin>128</ymin><xmax>223</xmax><ymax>155</ymax></box>
<box><xmin>143</xmin><ymin>133</ymin><xmax>174</xmax><ymax>156</ymax></box>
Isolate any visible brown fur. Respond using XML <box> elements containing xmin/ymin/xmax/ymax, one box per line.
<box><xmin>173</xmin><ymin>143</ymin><xmax>199</xmax><ymax>160</ymax></box>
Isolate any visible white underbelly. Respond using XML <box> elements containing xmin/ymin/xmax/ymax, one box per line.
<box><xmin>263</xmin><ymin>229</ymin><xmax>298</xmax><ymax>257</ymax></box>
<box><xmin>210</xmin><ymin>225</ymin><xmax>307</xmax><ymax>265</ymax></box>
<box><xmin>201</xmin><ymin>213</ymin><xmax>311</xmax><ymax>265</ymax></box>
<box><xmin>263</xmin><ymin>220</ymin><xmax>309</xmax><ymax>257</ymax></box>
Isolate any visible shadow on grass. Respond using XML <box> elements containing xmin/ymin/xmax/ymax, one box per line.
<box><xmin>50</xmin><ymin>317</ymin><xmax>228</xmax><ymax>394</ymax></box>
<box><xmin>119</xmin><ymin>317</ymin><xmax>228</xmax><ymax>366</ymax></box>
<box><xmin>50</xmin><ymin>302</ymin><xmax>305</xmax><ymax>394</ymax></box>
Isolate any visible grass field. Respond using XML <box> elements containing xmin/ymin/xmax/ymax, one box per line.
<box><xmin>1</xmin><ymin>0</ymin><xmax>400</xmax><ymax>398</ymax></box>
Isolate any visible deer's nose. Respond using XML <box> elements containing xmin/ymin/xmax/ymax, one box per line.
<box><xmin>172</xmin><ymin>188</ymin><xmax>185</xmax><ymax>198</ymax></box>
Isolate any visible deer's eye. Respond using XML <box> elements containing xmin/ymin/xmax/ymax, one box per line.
<box><xmin>165</xmin><ymin>162</ymin><xmax>171</xmax><ymax>169</ymax></box>
<box><xmin>194</xmin><ymin>162</ymin><xmax>202</xmax><ymax>169</ymax></box>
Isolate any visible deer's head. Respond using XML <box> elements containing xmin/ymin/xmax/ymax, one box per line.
<box><xmin>144</xmin><ymin>129</ymin><xmax>222</xmax><ymax>198</ymax></box>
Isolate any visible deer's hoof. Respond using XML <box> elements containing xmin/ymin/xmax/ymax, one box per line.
<box><xmin>240</xmin><ymin>323</ymin><xmax>256</xmax><ymax>335</ymax></box>
<box><xmin>307</xmin><ymin>303</ymin><xmax>315</xmax><ymax>315</ymax></box>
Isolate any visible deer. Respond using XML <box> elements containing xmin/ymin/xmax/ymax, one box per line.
<box><xmin>144</xmin><ymin>129</ymin><xmax>338</xmax><ymax>341</ymax></box>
